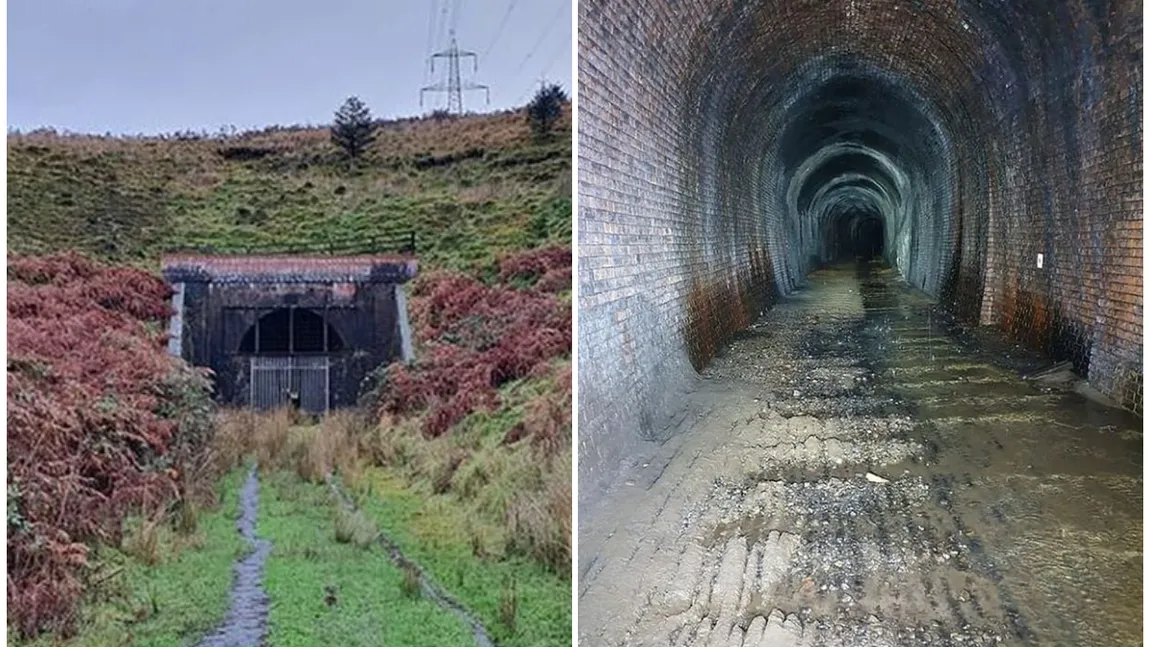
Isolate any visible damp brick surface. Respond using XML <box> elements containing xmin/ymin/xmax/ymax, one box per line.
<box><xmin>577</xmin><ymin>0</ymin><xmax>1143</xmax><ymax>495</ymax></box>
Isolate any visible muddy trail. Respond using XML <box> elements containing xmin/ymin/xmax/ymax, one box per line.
<box><xmin>578</xmin><ymin>261</ymin><xmax>1142</xmax><ymax>647</ymax></box>
<box><xmin>197</xmin><ymin>466</ymin><xmax>272</xmax><ymax>647</ymax></box>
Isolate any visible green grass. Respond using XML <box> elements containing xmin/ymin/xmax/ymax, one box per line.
<box><xmin>7</xmin><ymin>110</ymin><xmax>571</xmax><ymax>273</ymax></box>
<box><xmin>357</xmin><ymin>471</ymin><xmax>571</xmax><ymax>647</ymax></box>
<box><xmin>258</xmin><ymin>471</ymin><xmax>474</xmax><ymax>647</ymax></box>
<box><xmin>348</xmin><ymin>400</ymin><xmax>571</xmax><ymax>647</ymax></box>
<box><xmin>14</xmin><ymin>469</ymin><xmax>249</xmax><ymax>647</ymax></box>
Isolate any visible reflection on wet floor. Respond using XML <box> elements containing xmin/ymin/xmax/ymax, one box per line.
<box><xmin>578</xmin><ymin>261</ymin><xmax>1142</xmax><ymax>647</ymax></box>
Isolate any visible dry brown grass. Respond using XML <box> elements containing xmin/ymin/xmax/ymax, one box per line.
<box><xmin>291</xmin><ymin>411</ymin><xmax>364</xmax><ymax>484</ymax></box>
<box><xmin>253</xmin><ymin>409</ymin><xmax>291</xmax><ymax>468</ymax></box>
<box><xmin>363</xmin><ymin>416</ymin><xmax>418</xmax><ymax>468</ymax></box>
<box><xmin>174</xmin><ymin>501</ymin><xmax>199</xmax><ymax>536</ymax></box>
<box><xmin>122</xmin><ymin>515</ymin><xmax>164</xmax><ymax>567</ymax></box>
<box><xmin>333</xmin><ymin>507</ymin><xmax>377</xmax><ymax>548</ymax></box>
<box><xmin>8</xmin><ymin>103</ymin><xmax>571</xmax><ymax>172</ymax></box>
<box><xmin>214</xmin><ymin>408</ymin><xmax>370</xmax><ymax>486</ymax></box>
<box><xmin>504</xmin><ymin>451</ymin><xmax>571</xmax><ymax>574</ymax></box>
<box><xmin>212</xmin><ymin>408</ymin><xmax>257</xmax><ymax>471</ymax></box>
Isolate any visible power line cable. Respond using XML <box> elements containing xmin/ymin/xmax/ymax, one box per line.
<box><xmin>448</xmin><ymin>0</ymin><xmax>463</xmax><ymax>38</ymax></box>
<box><xmin>435</xmin><ymin>0</ymin><xmax>451</xmax><ymax>50</ymax></box>
<box><xmin>481</xmin><ymin>0</ymin><xmax>518</xmax><ymax>61</ymax></box>
<box><xmin>424</xmin><ymin>0</ymin><xmax>441</xmax><ymax>81</ymax></box>
<box><xmin>536</xmin><ymin>37</ymin><xmax>569</xmax><ymax>81</ymax></box>
<box><xmin>515</xmin><ymin>1</ymin><xmax>567</xmax><ymax>74</ymax></box>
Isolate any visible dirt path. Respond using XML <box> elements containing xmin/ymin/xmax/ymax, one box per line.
<box><xmin>196</xmin><ymin>466</ymin><xmax>272</xmax><ymax>647</ymax></box>
<box><xmin>578</xmin><ymin>262</ymin><xmax>1142</xmax><ymax>647</ymax></box>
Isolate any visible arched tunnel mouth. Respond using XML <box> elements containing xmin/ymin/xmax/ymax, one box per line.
<box><xmin>238</xmin><ymin>308</ymin><xmax>345</xmax><ymax>355</ymax></box>
<box><xmin>769</xmin><ymin>67</ymin><xmax>956</xmax><ymax>294</ymax></box>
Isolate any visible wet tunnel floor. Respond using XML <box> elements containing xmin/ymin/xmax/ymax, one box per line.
<box><xmin>578</xmin><ymin>261</ymin><xmax>1142</xmax><ymax>647</ymax></box>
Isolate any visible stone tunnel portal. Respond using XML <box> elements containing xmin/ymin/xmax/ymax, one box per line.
<box><xmin>161</xmin><ymin>254</ymin><xmax>417</xmax><ymax>414</ymax></box>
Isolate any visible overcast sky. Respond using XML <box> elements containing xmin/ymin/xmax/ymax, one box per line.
<box><xmin>8</xmin><ymin>0</ymin><xmax>572</xmax><ymax>134</ymax></box>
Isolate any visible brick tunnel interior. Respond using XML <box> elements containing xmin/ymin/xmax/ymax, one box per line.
<box><xmin>578</xmin><ymin>0</ymin><xmax>1142</xmax><ymax>486</ymax></box>
<box><xmin>577</xmin><ymin>1</ymin><xmax>1142</xmax><ymax>645</ymax></box>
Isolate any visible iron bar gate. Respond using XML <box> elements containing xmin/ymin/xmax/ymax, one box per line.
<box><xmin>250</xmin><ymin>356</ymin><xmax>330</xmax><ymax>414</ymax></box>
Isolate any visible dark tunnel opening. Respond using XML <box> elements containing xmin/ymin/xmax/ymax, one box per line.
<box><xmin>769</xmin><ymin>70</ymin><xmax>955</xmax><ymax>295</ymax></box>
<box><xmin>830</xmin><ymin>209</ymin><xmax>884</xmax><ymax>260</ymax></box>
<box><xmin>238</xmin><ymin>308</ymin><xmax>345</xmax><ymax>354</ymax></box>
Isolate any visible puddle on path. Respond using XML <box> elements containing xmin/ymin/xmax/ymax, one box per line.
<box><xmin>196</xmin><ymin>466</ymin><xmax>272</xmax><ymax>647</ymax></box>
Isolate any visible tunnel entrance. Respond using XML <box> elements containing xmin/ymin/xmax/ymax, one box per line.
<box><xmin>162</xmin><ymin>254</ymin><xmax>417</xmax><ymax>413</ymax></box>
<box><xmin>238</xmin><ymin>308</ymin><xmax>346</xmax><ymax>414</ymax></box>
<box><xmin>238</xmin><ymin>307</ymin><xmax>344</xmax><ymax>355</ymax></box>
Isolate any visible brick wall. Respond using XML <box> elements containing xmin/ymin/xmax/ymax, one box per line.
<box><xmin>578</xmin><ymin>0</ymin><xmax>1143</xmax><ymax>498</ymax></box>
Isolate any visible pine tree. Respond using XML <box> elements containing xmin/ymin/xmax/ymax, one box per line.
<box><xmin>526</xmin><ymin>83</ymin><xmax>567</xmax><ymax>140</ymax></box>
<box><xmin>330</xmin><ymin>96</ymin><xmax>377</xmax><ymax>160</ymax></box>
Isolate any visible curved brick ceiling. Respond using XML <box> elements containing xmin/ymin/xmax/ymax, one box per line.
<box><xmin>677</xmin><ymin>1</ymin><xmax>1028</xmax><ymax>298</ymax></box>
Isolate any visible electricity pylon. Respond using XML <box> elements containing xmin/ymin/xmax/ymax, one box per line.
<box><xmin>420</xmin><ymin>30</ymin><xmax>491</xmax><ymax>115</ymax></box>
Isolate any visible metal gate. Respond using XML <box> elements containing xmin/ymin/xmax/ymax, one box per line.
<box><xmin>250</xmin><ymin>356</ymin><xmax>330</xmax><ymax>414</ymax></box>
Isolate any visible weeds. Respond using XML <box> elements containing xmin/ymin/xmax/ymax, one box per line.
<box><xmin>213</xmin><ymin>409</ymin><xmax>256</xmax><ymax>471</ymax></box>
<box><xmin>400</xmin><ymin>561</ymin><xmax>422</xmax><ymax>600</ymax></box>
<box><xmin>174</xmin><ymin>501</ymin><xmax>199</xmax><ymax>536</ymax></box>
<box><xmin>499</xmin><ymin>576</ymin><xmax>518</xmax><ymax>634</ymax></box>
<box><xmin>123</xmin><ymin>516</ymin><xmax>164</xmax><ymax>567</ymax></box>
<box><xmin>254</xmin><ymin>409</ymin><xmax>291</xmax><ymax>468</ymax></box>
<box><xmin>333</xmin><ymin>507</ymin><xmax>377</xmax><ymax>548</ymax></box>
<box><xmin>506</xmin><ymin>457</ymin><xmax>571</xmax><ymax>574</ymax></box>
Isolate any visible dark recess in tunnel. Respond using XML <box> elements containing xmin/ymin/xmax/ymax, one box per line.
<box><xmin>769</xmin><ymin>70</ymin><xmax>955</xmax><ymax>294</ymax></box>
<box><xmin>830</xmin><ymin>210</ymin><xmax>884</xmax><ymax>260</ymax></box>
<box><xmin>238</xmin><ymin>308</ymin><xmax>345</xmax><ymax>354</ymax></box>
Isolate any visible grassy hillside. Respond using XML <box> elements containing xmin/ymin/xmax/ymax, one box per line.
<box><xmin>7</xmin><ymin>106</ymin><xmax>570</xmax><ymax>272</ymax></box>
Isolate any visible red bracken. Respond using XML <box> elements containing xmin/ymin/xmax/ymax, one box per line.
<box><xmin>380</xmin><ymin>247</ymin><xmax>572</xmax><ymax>439</ymax></box>
<box><xmin>7</xmin><ymin>252</ymin><xmax>203</xmax><ymax>638</ymax></box>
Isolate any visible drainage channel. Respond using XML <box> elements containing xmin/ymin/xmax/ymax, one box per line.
<box><xmin>196</xmin><ymin>466</ymin><xmax>272</xmax><ymax>647</ymax></box>
<box><xmin>325</xmin><ymin>476</ymin><xmax>497</xmax><ymax>647</ymax></box>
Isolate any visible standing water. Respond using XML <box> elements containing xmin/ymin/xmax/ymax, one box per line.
<box><xmin>196</xmin><ymin>466</ymin><xmax>272</xmax><ymax>647</ymax></box>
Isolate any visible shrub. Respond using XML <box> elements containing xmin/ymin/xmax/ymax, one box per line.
<box><xmin>525</xmin><ymin>84</ymin><xmax>566</xmax><ymax>140</ymax></box>
<box><xmin>375</xmin><ymin>247</ymin><xmax>571</xmax><ymax>439</ymax></box>
<box><xmin>7</xmin><ymin>252</ymin><xmax>214</xmax><ymax>638</ymax></box>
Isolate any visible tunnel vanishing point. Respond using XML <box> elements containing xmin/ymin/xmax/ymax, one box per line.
<box><xmin>577</xmin><ymin>0</ymin><xmax>1143</xmax><ymax>490</ymax></box>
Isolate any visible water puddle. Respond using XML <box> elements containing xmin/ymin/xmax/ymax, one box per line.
<box><xmin>196</xmin><ymin>466</ymin><xmax>272</xmax><ymax>647</ymax></box>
